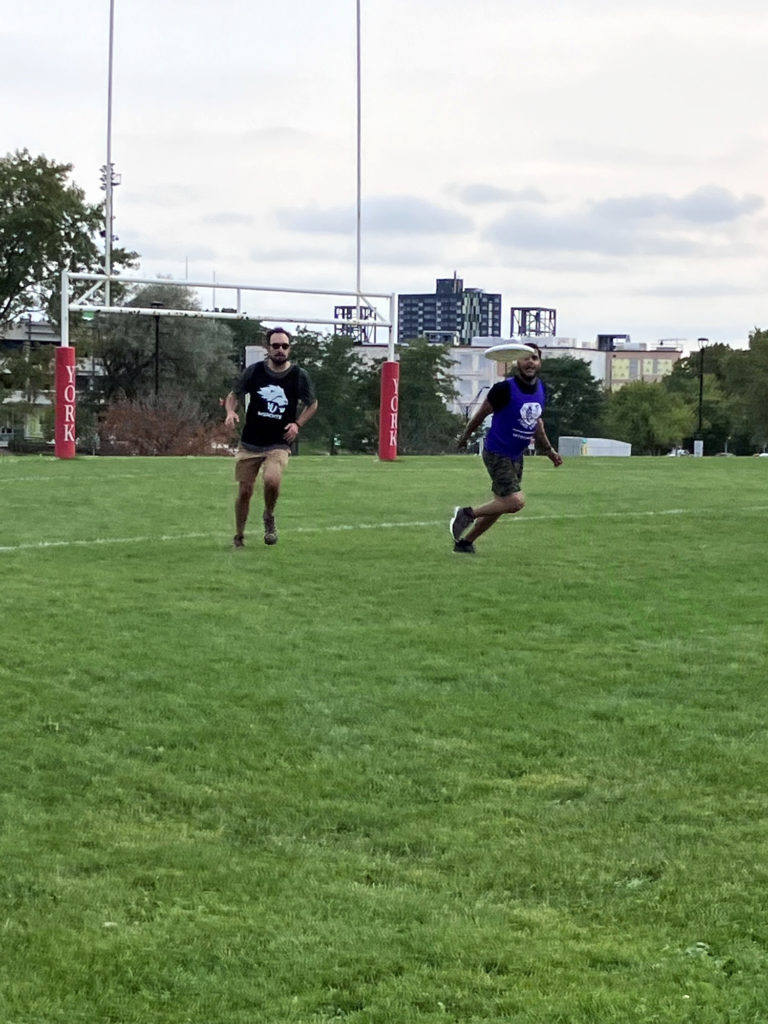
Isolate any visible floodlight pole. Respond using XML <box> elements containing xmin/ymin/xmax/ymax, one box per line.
<box><xmin>356</xmin><ymin>0</ymin><xmax>399</xmax><ymax>459</ymax></box>
<box><xmin>104</xmin><ymin>0</ymin><xmax>116</xmax><ymax>307</ymax></box>
<box><xmin>355</xmin><ymin>0</ymin><xmax>362</xmax><ymax>308</ymax></box>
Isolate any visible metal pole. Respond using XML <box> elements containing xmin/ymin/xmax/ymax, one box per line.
<box><xmin>104</xmin><ymin>0</ymin><xmax>115</xmax><ymax>307</ymax></box>
<box><xmin>696</xmin><ymin>337</ymin><xmax>707</xmax><ymax>439</ymax></box>
<box><xmin>698</xmin><ymin>347</ymin><xmax>704</xmax><ymax>436</ymax></box>
<box><xmin>60</xmin><ymin>270</ymin><xmax>69</xmax><ymax>348</ymax></box>
<box><xmin>388</xmin><ymin>292</ymin><xmax>396</xmax><ymax>361</ymax></box>
<box><xmin>154</xmin><ymin>315</ymin><xmax>160</xmax><ymax>396</ymax></box>
<box><xmin>355</xmin><ymin>0</ymin><xmax>362</xmax><ymax>321</ymax></box>
<box><xmin>694</xmin><ymin>336</ymin><xmax>708</xmax><ymax>457</ymax></box>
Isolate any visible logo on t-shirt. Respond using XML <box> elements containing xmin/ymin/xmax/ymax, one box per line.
<box><xmin>257</xmin><ymin>384</ymin><xmax>288</xmax><ymax>418</ymax></box>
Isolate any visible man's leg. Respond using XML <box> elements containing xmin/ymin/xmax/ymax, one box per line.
<box><xmin>462</xmin><ymin>492</ymin><xmax>524</xmax><ymax>544</ymax></box>
<box><xmin>463</xmin><ymin>512</ymin><xmax>502</xmax><ymax>544</ymax></box>
<box><xmin>233</xmin><ymin>452</ymin><xmax>261</xmax><ymax>546</ymax></box>
<box><xmin>261</xmin><ymin>451</ymin><xmax>288</xmax><ymax>545</ymax></box>
<box><xmin>235</xmin><ymin>480</ymin><xmax>254</xmax><ymax>542</ymax></box>
<box><xmin>452</xmin><ymin>453</ymin><xmax>524</xmax><ymax>548</ymax></box>
<box><xmin>471</xmin><ymin>492</ymin><xmax>525</xmax><ymax>519</ymax></box>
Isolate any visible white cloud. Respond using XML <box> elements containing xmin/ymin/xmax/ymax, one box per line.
<box><xmin>454</xmin><ymin>184</ymin><xmax>548</xmax><ymax>206</ymax></box>
<box><xmin>277</xmin><ymin>197</ymin><xmax>473</xmax><ymax>236</ymax></box>
<box><xmin>591</xmin><ymin>188</ymin><xmax>764</xmax><ymax>224</ymax></box>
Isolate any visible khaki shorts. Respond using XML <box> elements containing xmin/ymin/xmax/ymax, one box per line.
<box><xmin>482</xmin><ymin>448</ymin><xmax>524</xmax><ymax>497</ymax></box>
<box><xmin>234</xmin><ymin>446</ymin><xmax>290</xmax><ymax>485</ymax></box>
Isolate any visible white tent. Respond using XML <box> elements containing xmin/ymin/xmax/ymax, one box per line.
<box><xmin>558</xmin><ymin>436</ymin><xmax>631</xmax><ymax>457</ymax></box>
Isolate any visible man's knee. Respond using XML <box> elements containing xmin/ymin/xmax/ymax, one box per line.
<box><xmin>503</xmin><ymin>491</ymin><xmax>525</xmax><ymax>513</ymax></box>
<box><xmin>262</xmin><ymin>465</ymin><xmax>284</xmax><ymax>492</ymax></box>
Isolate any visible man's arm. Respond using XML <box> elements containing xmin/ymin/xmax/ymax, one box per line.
<box><xmin>224</xmin><ymin>391</ymin><xmax>239</xmax><ymax>427</ymax></box>
<box><xmin>457</xmin><ymin>398</ymin><xmax>493</xmax><ymax>449</ymax></box>
<box><xmin>284</xmin><ymin>400</ymin><xmax>318</xmax><ymax>443</ymax></box>
<box><xmin>535</xmin><ymin>418</ymin><xmax>563</xmax><ymax>466</ymax></box>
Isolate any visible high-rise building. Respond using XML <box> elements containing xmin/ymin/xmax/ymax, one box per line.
<box><xmin>398</xmin><ymin>275</ymin><xmax>502</xmax><ymax>345</ymax></box>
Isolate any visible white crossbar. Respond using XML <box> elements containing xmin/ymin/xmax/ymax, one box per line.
<box><xmin>62</xmin><ymin>271</ymin><xmax>396</xmax><ymax>359</ymax></box>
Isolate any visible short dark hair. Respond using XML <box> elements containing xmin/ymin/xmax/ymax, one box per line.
<box><xmin>526</xmin><ymin>342</ymin><xmax>542</xmax><ymax>358</ymax></box>
<box><xmin>265</xmin><ymin>327</ymin><xmax>292</xmax><ymax>345</ymax></box>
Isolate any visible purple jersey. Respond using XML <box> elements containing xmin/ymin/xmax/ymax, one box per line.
<box><xmin>485</xmin><ymin>377</ymin><xmax>546</xmax><ymax>459</ymax></box>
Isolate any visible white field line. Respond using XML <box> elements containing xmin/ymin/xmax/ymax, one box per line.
<box><xmin>1</xmin><ymin>506</ymin><xmax>767</xmax><ymax>555</ymax></box>
<box><xmin>0</xmin><ymin>532</ymin><xmax>216</xmax><ymax>553</ymax></box>
<box><xmin>0</xmin><ymin>472</ymin><xmax>141</xmax><ymax>485</ymax></box>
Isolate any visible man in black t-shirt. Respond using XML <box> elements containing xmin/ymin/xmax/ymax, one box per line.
<box><xmin>224</xmin><ymin>327</ymin><xmax>317</xmax><ymax>548</ymax></box>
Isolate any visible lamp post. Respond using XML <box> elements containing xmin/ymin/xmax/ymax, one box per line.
<box><xmin>151</xmin><ymin>303</ymin><xmax>163</xmax><ymax>396</ymax></box>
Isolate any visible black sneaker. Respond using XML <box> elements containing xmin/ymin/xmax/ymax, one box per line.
<box><xmin>233</xmin><ymin>534</ymin><xmax>245</xmax><ymax>549</ymax></box>
<box><xmin>450</xmin><ymin>505</ymin><xmax>475</xmax><ymax>541</ymax></box>
<box><xmin>263</xmin><ymin>513</ymin><xmax>278</xmax><ymax>546</ymax></box>
<box><xmin>453</xmin><ymin>538</ymin><xmax>476</xmax><ymax>554</ymax></box>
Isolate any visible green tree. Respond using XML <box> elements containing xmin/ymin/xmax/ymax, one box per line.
<box><xmin>539</xmin><ymin>355</ymin><xmax>605</xmax><ymax>444</ymax></box>
<box><xmin>0</xmin><ymin>149</ymin><xmax>136</xmax><ymax>328</ymax></box>
<box><xmin>84</xmin><ymin>282</ymin><xmax>238</xmax><ymax>417</ymax></box>
<box><xmin>604</xmin><ymin>381</ymin><xmax>694</xmax><ymax>454</ymax></box>
<box><xmin>291</xmin><ymin>331</ymin><xmax>370</xmax><ymax>454</ymax></box>
<box><xmin>0</xmin><ymin>342</ymin><xmax>54</xmax><ymax>440</ymax></box>
<box><xmin>663</xmin><ymin>344</ymin><xmax>735</xmax><ymax>452</ymax></box>
<box><xmin>0</xmin><ymin>344</ymin><xmax>53</xmax><ymax>405</ymax></box>
<box><xmin>225</xmin><ymin>317</ymin><xmax>267</xmax><ymax>372</ymax></box>
<box><xmin>720</xmin><ymin>329</ymin><xmax>768</xmax><ymax>451</ymax></box>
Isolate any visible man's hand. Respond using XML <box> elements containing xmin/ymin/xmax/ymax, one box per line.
<box><xmin>224</xmin><ymin>411</ymin><xmax>239</xmax><ymax>428</ymax></box>
<box><xmin>456</xmin><ymin>434</ymin><xmax>468</xmax><ymax>451</ymax></box>
<box><xmin>547</xmin><ymin>449</ymin><xmax>563</xmax><ymax>467</ymax></box>
<box><xmin>284</xmin><ymin>422</ymin><xmax>300</xmax><ymax>443</ymax></box>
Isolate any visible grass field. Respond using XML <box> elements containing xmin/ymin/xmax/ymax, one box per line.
<box><xmin>2</xmin><ymin>452</ymin><xmax>767</xmax><ymax>1024</ymax></box>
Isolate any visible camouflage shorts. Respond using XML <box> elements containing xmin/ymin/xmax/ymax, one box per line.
<box><xmin>482</xmin><ymin>448</ymin><xmax>524</xmax><ymax>497</ymax></box>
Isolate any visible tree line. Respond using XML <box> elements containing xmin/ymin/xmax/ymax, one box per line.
<box><xmin>537</xmin><ymin>341</ymin><xmax>768</xmax><ymax>455</ymax></box>
<box><xmin>2</xmin><ymin>149</ymin><xmax>766</xmax><ymax>455</ymax></box>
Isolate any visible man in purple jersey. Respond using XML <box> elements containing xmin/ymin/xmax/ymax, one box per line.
<box><xmin>449</xmin><ymin>344</ymin><xmax>562</xmax><ymax>554</ymax></box>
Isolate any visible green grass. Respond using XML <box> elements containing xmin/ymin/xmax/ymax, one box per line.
<box><xmin>1</xmin><ymin>452</ymin><xmax>768</xmax><ymax>1023</ymax></box>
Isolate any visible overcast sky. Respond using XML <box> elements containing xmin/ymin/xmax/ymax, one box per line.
<box><xmin>5</xmin><ymin>0</ymin><xmax>768</xmax><ymax>348</ymax></box>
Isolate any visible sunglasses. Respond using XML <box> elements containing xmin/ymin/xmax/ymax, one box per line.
<box><xmin>269</xmin><ymin>342</ymin><xmax>290</xmax><ymax>350</ymax></box>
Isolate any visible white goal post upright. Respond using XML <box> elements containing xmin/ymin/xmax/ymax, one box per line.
<box><xmin>56</xmin><ymin>270</ymin><xmax>399</xmax><ymax>460</ymax></box>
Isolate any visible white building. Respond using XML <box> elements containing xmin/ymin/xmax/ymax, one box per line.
<box><xmin>515</xmin><ymin>336</ymin><xmax>684</xmax><ymax>389</ymax></box>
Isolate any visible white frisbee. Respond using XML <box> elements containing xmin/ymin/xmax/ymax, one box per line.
<box><xmin>484</xmin><ymin>341</ymin><xmax>539</xmax><ymax>362</ymax></box>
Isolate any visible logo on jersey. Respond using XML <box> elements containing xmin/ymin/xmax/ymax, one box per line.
<box><xmin>519</xmin><ymin>402</ymin><xmax>542</xmax><ymax>429</ymax></box>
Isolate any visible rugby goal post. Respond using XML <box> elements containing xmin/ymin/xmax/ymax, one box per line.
<box><xmin>56</xmin><ymin>270</ymin><xmax>399</xmax><ymax>460</ymax></box>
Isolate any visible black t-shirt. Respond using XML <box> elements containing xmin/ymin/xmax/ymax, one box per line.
<box><xmin>234</xmin><ymin>360</ymin><xmax>316</xmax><ymax>450</ymax></box>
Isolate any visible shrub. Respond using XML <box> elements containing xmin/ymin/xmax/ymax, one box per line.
<box><xmin>99</xmin><ymin>392</ymin><xmax>234</xmax><ymax>456</ymax></box>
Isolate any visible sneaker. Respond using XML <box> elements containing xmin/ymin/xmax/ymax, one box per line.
<box><xmin>263</xmin><ymin>513</ymin><xmax>278</xmax><ymax>546</ymax></box>
<box><xmin>450</xmin><ymin>505</ymin><xmax>475</xmax><ymax>541</ymax></box>
<box><xmin>453</xmin><ymin>538</ymin><xmax>476</xmax><ymax>554</ymax></box>
<box><xmin>233</xmin><ymin>534</ymin><xmax>245</xmax><ymax>549</ymax></box>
